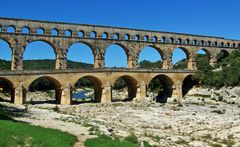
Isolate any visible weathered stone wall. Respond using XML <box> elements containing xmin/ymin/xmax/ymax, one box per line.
<box><xmin>0</xmin><ymin>17</ymin><xmax>239</xmax><ymax>71</ymax></box>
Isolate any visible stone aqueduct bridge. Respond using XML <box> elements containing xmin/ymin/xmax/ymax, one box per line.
<box><xmin>0</xmin><ymin>17</ymin><xmax>239</xmax><ymax>105</ymax></box>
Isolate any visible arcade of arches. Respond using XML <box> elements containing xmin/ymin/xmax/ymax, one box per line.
<box><xmin>0</xmin><ymin>17</ymin><xmax>239</xmax><ymax>105</ymax></box>
<box><xmin>0</xmin><ymin>38</ymin><xmax>234</xmax><ymax>71</ymax></box>
<box><xmin>0</xmin><ymin>72</ymin><xmax>195</xmax><ymax>105</ymax></box>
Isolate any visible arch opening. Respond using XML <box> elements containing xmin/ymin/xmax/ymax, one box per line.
<box><xmin>78</xmin><ymin>31</ymin><xmax>84</xmax><ymax>38</ymax></box>
<box><xmin>196</xmin><ymin>49</ymin><xmax>210</xmax><ymax>70</ymax></box>
<box><xmin>112</xmin><ymin>75</ymin><xmax>137</xmax><ymax>102</ymax></box>
<box><xmin>90</xmin><ymin>31</ymin><xmax>96</xmax><ymax>38</ymax></box>
<box><xmin>0</xmin><ymin>39</ymin><xmax>12</xmax><ymax>70</ymax></box>
<box><xmin>124</xmin><ymin>34</ymin><xmax>130</xmax><ymax>40</ymax></box>
<box><xmin>7</xmin><ymin>26</ymin><xmax>16</xmax><ymax>33</ymax></box>
<box><xmin>182</xmin><ymin>75</ymin><xmax>199</xmax><ymax>97</ymax></box>
<box><xmin>105</xmin><ymin>44</ymin><xmax>128</xmax><ymax>68</ymax></box>
<box><xmin>134</xmin><ymin>35</ymin><xmax>139</xmax><ymax>41</ymax></box>
<box><xmin>21</xmin><ymin>27</ymin><xmax>30</xmax><ymax>34</ymax></box>
<box><xmin>102</xmin><ymin>32</ymin><xmax>108</xmax><ymax>39</ymax></box>
<box><xmin>51</xmin><ymin>29</ymin><xmax>59</xmax><ymax>36</ymax></box>
<box><xmin>113</xmin><ymin>33</ymin><xmax>119</xmax><ymax>39</ymax></box>
<box><xmin>23</xmin><ymin>41</ymin><xmax>56</xmax><ymax>70</ymax></box>
<box><xmin>138</xmin><ymin>46</ymin><xmax>163</xmax><ymax>69</ymax></box>
<box><xmin>67</xmin><ymin>42</ymin><xmax>94</xmax><ymax>69</ymax></box>
<box><xmin>172</xmin><ymin>48</ymin><xmax>189</xmax><ymax>69</ymax></box>
<box><xmin>152</xmin><ymin>36</ymin><xmax>157</xmax><ymax>42</ymax></box>
<box><xmin>217</xmin><ymin>50</ymin><xmax>229</xmax><ymax>63</ymax></box>
<box><xmin>0</xmin><ymin>78</ymin><xmax>14</xmax><ymax>103</ymax></box>
<box><xmin>36</xmin><ymin>28</ymin><xmax>45</xmax><ymax>35</ymax></box>
<box><xmin>72</xmin><ymin>76</ymin><xmax>102</xmax><ymax>104</ymax></box>
<box><xmin>65</xmin><ymin>30</ymin><xmax>72</xmax><ymax>37</ymax></box>
<box><xmin>27</xmin><ymin>77</ymin><xmax>61</xmax><ymax>104</ymax></box>
<box><xmin>148</xmin><ymin>75</ymin><xmax>173</xmax><ymax>103</ymax></box>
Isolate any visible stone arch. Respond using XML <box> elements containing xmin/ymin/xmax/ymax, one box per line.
<box><xmin>104</xmin><ymin>43</ymin><xmax>129</xmax><ymax>67</ymax></box>
<box><xmin>124</xmin><ymin>34</ymin><xmax>130</xmax><ymax>40</ymax></box>
<box><xmin>78</xmin><ymin>30</ymin><xmax>84</xmax><ymax>38</ymax></box>
<box><xmin>0</xmin><ymin>38</ymin><xmax>13</xmax><ymax>70</ymax></box>
<box><xmin>152</xmin><ymin>36</ymin><xmax>158</xmax><ymax>42</ymax></box>
<box><xmin>143</xmin><ymin>35</ymin><xmax>149</xmax><ymax>41</ymax></box>
<box><xmin>0</xmin><ymin>77</ymin><xmax>14</xmax><ymax>102</ymax></box>
<box><xmin>112</xmin><ymin>75</ymin><xmax>138</xmax><ymax>101</ymax></box>
<box><xmin>51</xmin><ymin>28</ymin><xmax>59</xmax><ymax>36</ymax></box>
<box><xmin>217</xmin><ymin>49</ymin><xmax>230</xmax><ymax>62</ymax></box>
<box><xmin>67</xmin><ymin>42</ymin><xmax>95</xmax><ymax>67</ymax></box>
<box><xmin>27</xmin><ymin>76</ymin><xmax>62</xmax><ymax>104</ymax></box>
<box><xmin>21</xmin><ymin>26</ymin><xmax>30</xmax><ymax>34</ymax></box>
<box><xmin>24</xmin><ymin>40</ymin><xmax>57</xmax><ymax>70</ymax></box>
<box><xmin>182</xmin><ymin>75</ymin><xmax>198</xmax><ymax>97</ymax></box>
<box><xmin>113</xmin><ymin>33</ymin><xmax>120</xmax><ymax>39</ymax></box>
<box><xmin>36</xmin><ymin>27</ymin><xmax>45</xmax><ymax>35</ymax></box>
<box><xmin>168</xmin><ymin>37</ymin><xmax>174</xmax><ymax>43</ymax></box>
<box><xmin>7</xmin><ymin>25</ymin><xmax>16</xmax><ymax>33</ymax></box>
<box><xmin>102</xmin><ymin>32</ymin><xmax>108</xmax><ymax>39</ymax></box>
<box><xmin>90</xmin><ymin>31</ymin><xmax>97</xmax><ymax>38</ymax></box>
<box><xmin>64</xmin><ymin>30</ymin><xmax>72</xmax><ymax>37</ymax></box>
<box><xmin>138</xmin><ymin>45</ymin><xmax>163</xmax><ymax>68</ymax></box>
<box><xmin>177</xmin><ymin>38</ymin><xmax>182</xmax><ymax>44</ymax></box>
<box><xmin>196</xmin><ymin>48</ymin><xmax>212</xmax><ymax>68</ymax></box>
<box><xmin>73</xmin><ymin>75</ymin><xmax>102</xmax><ymax>103</ymax></box>
<box><xmin>148</xmin><ymin>74</ymin><xmax>173</xmax><ymax>103</ymax></box>
<box><xmin>160</xmin><ymin>37</ymin><xmax>166</xmax><ymax>43</ymax></box>
<box><xmin>134</xmin><ymin>35</ymin><xmax>140</xmax><ymax>41</ymax></box>
<box><xmin>172</xmin><ymin>47</ymin><xmax>190</xmax><ymax>69</ymax></box>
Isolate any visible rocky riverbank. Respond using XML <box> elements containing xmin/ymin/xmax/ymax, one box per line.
<box><xmin>1</xmin><ymin>86</ymin><xmax>240</xmax><ymax>146</ymax></box>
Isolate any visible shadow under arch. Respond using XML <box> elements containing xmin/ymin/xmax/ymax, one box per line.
<box><xmin>182</xmin><ymin>75</ymin><xmax>199</xmax><ymax>97</ymax></box>
<box><xmin>112</xmin><ymin>75</ymin><xmax>138</xmax><ymax>102</ymax></box>
<box><xmin>73</xmin><ymin>75</ymin><xmax>102</xmax><ymax>104</ymax></box>
<box><xmin>148</xmin><ymin>74</ymin><xmax>173</xmax><ymax>103</ymax></box>
<box><xmin>0</xmin><ymin>77</ymin><xmax>14</xmax><ymax>103</ymax></box>
<box><xmin>27</xmin><ymin>76</ymin><xmax>62</xmax><ymax>104</ymax></box>
<box><xmin>217</xmin><ymin>49</ymin><xmax>229</xmax><ymax>63</ymax></box>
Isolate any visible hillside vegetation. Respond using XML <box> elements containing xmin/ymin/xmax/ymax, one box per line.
<box><xmin>0</xmin><ymin>59</ymin><xmax>93</xmax><ymax>70</ymax></box>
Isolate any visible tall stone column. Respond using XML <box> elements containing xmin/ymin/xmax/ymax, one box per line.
<box><xmin>14</xmin><ymin>84</ymin><xmax>26</xmax><ymax>104</ymax></box>
<box><xmin>55</xmin><ymin>51</ymin><xmax>67</xmax><ymax>69</ymax></box>
<box><xmin>11</xmin><ymin>42</ymin><xmax>25</xmax><ymax>70</ymax></box>
<box><xmin>172</xmin><ymin>80</ymin><xmax>183</xmax><ymax>102</ymax></box>
<box><xmin>136</xmin><ymin>81</ymin><xmax>147</xmax><ymax>101</ymax></box>
<box><xmin>187</xmin><ymin>55</ymin><xmax>197</xmax><ymax>70</ymax></box>
<box><xmin>101</xmin><ymin>82</ymin><xmax>112</xmax><ymax>103</ymax></box>
<box><xmin>162</xmin><ymin>51</ymin><xmax>173</xmax><ymax>69</ymax></box>
<box><xmin>93</xmin><ymin>47</ymin><xmax>105</xmax><ymax>68</ymax></box>
<box><xmin>61</xmin><ymin>84</ymin><xmax>72</xmax><ymax>105</ymax></box>
<box><xmin>54</xmin><ymin>40</ymin><xmax>68</xmax><ymax>69</ymax></box>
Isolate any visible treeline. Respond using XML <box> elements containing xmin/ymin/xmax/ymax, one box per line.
<box><xmin>0</xmin><ymin>59</ymin><xmax>93</xmax><ymax>70</ymax></box>
<box><xmin>193</xmin><ymin>51</ymin><xmax>240</xmax><ymax>87</ymax></box>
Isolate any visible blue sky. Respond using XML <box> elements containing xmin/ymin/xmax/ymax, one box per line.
<box><xmin>0</xmin><ymin>0</ymin><xmax>239</xmax><ymax>67</ymax></box>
